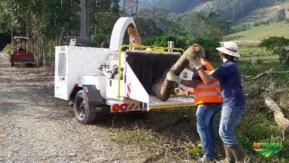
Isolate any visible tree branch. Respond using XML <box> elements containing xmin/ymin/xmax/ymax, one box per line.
<box><xmin>243</xmin><ymin>69</ymin><xmax>289</xmax><ymax>81</ymax></box>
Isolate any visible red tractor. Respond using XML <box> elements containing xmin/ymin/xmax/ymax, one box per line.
<box><xmin>10</xmin><ymin>36</ymin><xmax>35</xmax><ymax>67</ymax></box>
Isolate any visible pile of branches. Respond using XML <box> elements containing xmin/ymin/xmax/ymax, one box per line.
<box><xmin>242</xmin><ymin>68</ymin><xmax>289</xmax><ymax>133</ymax></box>
<box><xmin>242</xmin><ymin>68</ymin><xmax>289</xmax><ymax>96</ymax></box>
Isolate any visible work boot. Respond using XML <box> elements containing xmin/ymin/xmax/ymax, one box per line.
<box><xmin>197</xmin><ymin>155</ymin><xmax>215</xmax><ymax>163</ymax></box>
<box><xmin>230</xmin><ymin>144</ymin><xmax>245</xmax><ymax>163</ymax></box>
<box><xmin>219</xmin><ymin>144</ymin><xmax>234</xmax><ymax>163</ymax></box>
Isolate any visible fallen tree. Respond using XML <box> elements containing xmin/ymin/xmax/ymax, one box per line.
<box><xmin>264</xmin><ymin>96</ymin><xmax>289</xmax><ymax>133</ymax></box>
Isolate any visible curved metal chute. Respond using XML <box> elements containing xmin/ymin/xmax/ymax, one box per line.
<box><xmin>109</xmin><ymin>17</ymin><xmax>141</xmax><ymax>51</ymax></box>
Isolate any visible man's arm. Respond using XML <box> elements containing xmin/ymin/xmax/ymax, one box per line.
<box><xmin>180</xmin><ymin>79</ymin><xmax>200</xmax><ymax>88</ymax></box>
<box><xmin>196</xmin><ymin>69</ymin><xmax>217</xmax><ymax>84</ymax></box>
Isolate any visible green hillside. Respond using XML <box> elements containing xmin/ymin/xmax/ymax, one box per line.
<box><xmin>237</xmin><ymin>1</ymin><xmax>289</xmax><ymax>25</ymax></box>
<box><xmin>139</xmin><ymin>0</ymin><xmax>287</xmax><ymax>23</ymax></box>
<box><xmin>224</xmin><ymin>22</ymin><xmax>289</xmax><ymax>41</ymax></box>
<box><xmin>139</xmin><ymin>0</ymin><xmax>208</xmax><ymax>13</ymax></box>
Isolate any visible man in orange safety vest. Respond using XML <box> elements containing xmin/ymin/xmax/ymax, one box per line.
<box><xmin>166</xmin><ymin>53</ymin><xmax>222</xmax><ymax>163</ymax></box>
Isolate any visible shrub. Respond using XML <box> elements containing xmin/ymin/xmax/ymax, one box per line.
<box><xmin>90</xmin><ymin>33</ymin><xmax>109</xmax><ymax>47</ymax></box>
<box><xmin>2</xmin><ymin>43</ymin><xmax>13</xmax><ymax>55</ymax></box>
<box><xmin>259</xmin><ymin>37</ymin><xmax>289</xmax><ymax>63</ymax></box>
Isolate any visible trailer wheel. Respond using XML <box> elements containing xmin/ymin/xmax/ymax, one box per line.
<box><xmin>74</xmin><ymin>90</ymin><xmax>96</xmax><ymax>124</ymax></box>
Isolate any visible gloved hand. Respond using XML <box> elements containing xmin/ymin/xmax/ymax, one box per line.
<box><xmin>174</xmin><ymin>88</ymin><xmax>189</xmax><ymax>96</ymax></box>
<box><xmin>189</xmin><ymin>58</ymin><xmax>203</xmax><ymax>70</ymax></box>
<box><xmin>166</xmin><ymin>71</ymin><xmax>181</xmax><ymax>84</ymax></box>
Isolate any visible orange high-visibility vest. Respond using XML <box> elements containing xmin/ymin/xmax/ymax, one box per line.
<box><xmin>190</xmin><ymin>59</ymin><xmax>222</xmax><ymax>105</ymax></box>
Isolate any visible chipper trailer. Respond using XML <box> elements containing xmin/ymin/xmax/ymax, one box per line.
<box><xmin>54</xmin><ymin>17</ymin><xmax>195</xmax><ymax>124</ymax></box>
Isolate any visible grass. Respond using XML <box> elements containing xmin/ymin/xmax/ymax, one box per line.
<box><xmin>236</xmin><ymin>50</ymin><xmax>289</xmax><ymax>162</ymax></box>
<box><xmin>224</xmin><ymin>21</ymin><xmax>289</xmax><ymax>42</ymax></box>
<box><xmin>96</xmin><ymin>108</ymin><xmax>202</xmax><ymax>161</ymax></box>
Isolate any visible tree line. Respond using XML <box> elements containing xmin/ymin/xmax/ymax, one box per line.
<box><xmin>0</xmin><ymin>0</ymin><xmax>119</xmax><ymax>66</ymax></box>
<box><xmin>0</xmin><ymin>0</ymin><xmax>229</xmax><ymax>66</ymax></box>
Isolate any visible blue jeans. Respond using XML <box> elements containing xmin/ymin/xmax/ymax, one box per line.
<box><xmin>219</xmin><ymin>105</ymin><xmax>245</xmax><ymax>147</ymax></box>
<box><xmin>196</xmin><ymin>103</ymin><xmax>222</xmax><ymax>159</ymax></box>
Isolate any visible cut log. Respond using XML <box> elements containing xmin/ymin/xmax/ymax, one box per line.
<box><xmin>127</xmin><ymin>24</ymin><xmax>141</xmax><ymax>45</ymax></box>
<box><xmin>264</xmin><ymin>96</ymin><xmax>289</xmax><ymax>132</ymax></box>
<box><xmin>152</xmin><ymin>44</ymin><xmax>205</xmax><ymax>101</ymax></box>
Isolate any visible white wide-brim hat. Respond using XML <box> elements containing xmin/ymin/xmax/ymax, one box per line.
<box><xmin>216</xmin><ymin>41</ymin><xmax>240</xmax><ymax>58</ymax></box>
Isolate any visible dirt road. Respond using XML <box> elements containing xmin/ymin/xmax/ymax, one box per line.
<box><xmin>0</xmin><ymin>53</ymin><xmax>145</xmax><ymax>162</ymax></box>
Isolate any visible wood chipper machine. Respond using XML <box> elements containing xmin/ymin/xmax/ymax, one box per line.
<box><xmin>54</xmin><ymin>17</ymin><xmax>198</xmax><ymax>124</ymax></box>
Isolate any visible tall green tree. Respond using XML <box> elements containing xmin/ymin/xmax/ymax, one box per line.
<box><xmin>88</xmin><ymin>0</ymin><xmax>120</xmax><ymax>46</ymax></box>
<box><xmin>0</xmin><ymin>0</ymin><xmax>80</xmax><ymax>65</ymax></box>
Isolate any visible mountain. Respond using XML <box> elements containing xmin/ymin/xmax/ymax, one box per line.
<box><xmin>138</xmin><ymin>0</ymin><xmax>289</xmax><ymax>23</ymax></box>
<box><xmin>138</xmin><ymin>0</ymin><xmax>209</xmax><ymax>13</ymax></box>
<box><xmin>237</xmin><ymin>1</ymin><xmax>289</xmax><ymax>25</ymax></box>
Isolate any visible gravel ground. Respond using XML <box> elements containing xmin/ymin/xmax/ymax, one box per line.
<box><xmin>0</xmin><ymin>53</ymin><xmax>145</xmax><ymax>162</ymax></box>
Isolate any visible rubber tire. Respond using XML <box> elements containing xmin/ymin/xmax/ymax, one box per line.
<box><xmin>74</xmin><ymin>90</ymin><xmax>96</xmax><ymax>124</ymax></box>
<box><xmin>11</xmin><ymin>63</ymin><xmax>15</xmax><ymax>67</ymax></box>
<box><xmin>25</xmin><ymin>63</ymin><xmax>34</xmax><ymax>67</ymax></box>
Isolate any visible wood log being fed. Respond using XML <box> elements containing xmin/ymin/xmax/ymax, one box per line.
<box><xmin>152</xmin><ymin>44</ymin><xmax>205</xmax><ymax>101</ymax></box>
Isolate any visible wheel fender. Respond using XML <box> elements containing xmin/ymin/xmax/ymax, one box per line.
<box><xmin>69</xmin><ymin>86</ymin><xmax>82</xmax><ymax>104</ymax></box>
<box><xmin>82</xmin><ymin>85</ymin><xmax>104</xmax><ymax>107</ymax></box>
